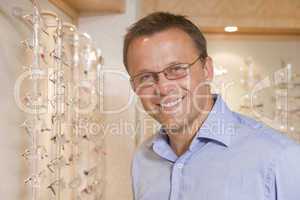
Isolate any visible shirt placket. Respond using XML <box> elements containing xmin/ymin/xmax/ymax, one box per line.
<box><xmin>169</xmin><ymin>151</ymin><xmax>192</xmax><ymax>200</ymax></box>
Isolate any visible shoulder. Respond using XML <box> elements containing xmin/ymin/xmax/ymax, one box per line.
<box><xmin>231</xmin><ymin>112</ymin><xmax>299</xmax><ymax>154</ymax></box>
<box><xmin>131</xmin><ymin>134</ymin><xmax>164</xmax><ymax>185</ymax></box>
<box><xmin>132</xmin><ymin>134</ymin><xmax>159</xmax><ymax>165</ymax></box>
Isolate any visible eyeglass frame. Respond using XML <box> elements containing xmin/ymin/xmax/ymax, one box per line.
<box><xmin>130</xmin><ymin>54</ymin><xmax>206</xmax><ymax>90</ymax></box>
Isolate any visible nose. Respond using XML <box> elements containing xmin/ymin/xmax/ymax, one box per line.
<box><xmin>155</xmin><ymin>73</ymin><xmax>177</xmax><ymax>96</ymax></box>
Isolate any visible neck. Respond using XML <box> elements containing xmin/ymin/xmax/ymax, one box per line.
<box><xmin>167</xmin><ymin>94</ymin><xmax>214</xmax><ymax>156</ymax></box>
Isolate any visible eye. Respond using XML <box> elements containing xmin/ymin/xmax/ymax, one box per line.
<box><xmin>138</xmin><ymin>73</ymin><xmax>154</xmax><ymax>83</ymax></box>
<box><xmin>166</xmin><ymin>64</ymin><xmax>187</xmax><ymax>74</ymax></box>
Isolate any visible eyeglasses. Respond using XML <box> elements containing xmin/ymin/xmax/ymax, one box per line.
<box><xmin>47</xmin><ymin>179</ymin><xmax>66</xmax><ymax>196</ymax></box>
<box><xmin>20</xmin><ymin>40</ymin><xmax>49</xmax><ymax>65</ymax></box>
<box><xmin>24</xmin><ymin>170</ymin><xmax>46</xmax><ymax>187</ymax></box>
<box><xmin>80</xmin><ymin>179</ymin><xmax>102</xmax><ymax>196</ymax></box>
<box><xmin>47</xmin><ymin>156</ymin><xmax>69</xmax><ymax>173</ymax></box>
<box><xmin>22</xmin><ymin>145</ymin><xmax>48</xmax><ymax>160</ymax></box>
<box><xmin>130</xmin><ymin>55</ymin><xmax>204</xmax><ymax>90</ymax></box>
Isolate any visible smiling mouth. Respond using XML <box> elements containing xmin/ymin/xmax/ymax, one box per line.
<box><xmin>160</xmin><ymin>96</ymin><xmax>185</xmax><ymax>110</ymax></box>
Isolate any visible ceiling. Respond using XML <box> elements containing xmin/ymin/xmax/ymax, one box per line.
<box><xmin>139</xmin><ymin>0</ymin><xmax>300</xmax><ymax>35</ymax></box>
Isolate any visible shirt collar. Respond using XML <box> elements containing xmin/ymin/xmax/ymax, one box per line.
<box><xmin>150</xmin><ymin>94</ymin><xmax>238</xmax><ymax>157</ymax></box>
<box><xmin>191</xmin><ymin>94</ymin><xmax>237</xmax><ymax>148</ymax></box>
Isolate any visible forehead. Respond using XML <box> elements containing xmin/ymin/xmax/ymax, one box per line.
<box><xmin>127</xmin><ymin>28</ymin><xmax>199</xmax><ymax>74</ymax></box>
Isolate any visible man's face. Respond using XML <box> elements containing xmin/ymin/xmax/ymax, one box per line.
<box><xmin>127</xmin><ymin>28</ymin><xmax>213</xmax><ymax>132</ymax></box>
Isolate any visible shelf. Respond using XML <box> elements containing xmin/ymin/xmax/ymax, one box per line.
<box><xmin>50</xmin><ymin>0</ymin><xmax>125</xmax><ymax>21</ymax></box>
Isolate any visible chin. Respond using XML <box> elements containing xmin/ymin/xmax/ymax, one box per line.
<box><xmin>157</xmin><ymin>114</ymin><xmax>187</xmax><ymax>131</ymax></box>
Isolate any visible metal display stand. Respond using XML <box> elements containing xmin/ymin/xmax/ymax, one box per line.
<box><xmin>18</xmin><ymin>1</ymin><xmax>105</xmax><ymax>199</ymax></box>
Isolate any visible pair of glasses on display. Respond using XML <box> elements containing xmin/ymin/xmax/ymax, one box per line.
<box><xmin>49</xmin><ymin>48</ymin><xmax>73</xmax><ymax>67</ymax></box>
<box><xmin>47</xmin><ymin>178</ymin><xmax>66</xmax><ymax>196</ymax></box>
<box><xmin>51</xmin><ymin>23</ymin><xmax>94</xmax><ymax>68</ymax></box>
<box><xmin>71</xmin><ymin>130</ymin><xmax>105</xmax><ymax>147</ymax></box>
<box><xmin>67</xmin><ymin>166</ymin><xmax>101</xmax><ymax>189</ymax></box>
<box><xmin>47</xmin><ymin>156</ymin><xmax>70</xmax><ymax>174</ymax></box>
<box><xmin>51</xmin><ymin>112</ymin><xmax>65</xmax><ymax>125</ymax></box>
<box><xmin>23</xmin><ymin>149</ymin><xmax>100</xmax><ymax>177</ymax></box>
<box><xmin>21</xmin><ymin>119</ymin><xmax>35</xmax><ymax>135</ymax></box>
<box><xmin>22</xmin><ymin>145</ymin><xmax>48</xmax><ymax>160</ymax></box>
<box><xmin>21</xmin><ymin>37</ymin><xmax>72</xmax><ymax>68</ymax></box>
<box><xmin>51</xmin><ymin>133</ymin><xmax>70</xmax><ymax>151</ymax></box>
<box><xmin>239</xmin><ymin>97</ymin><xmax>263</xmax><ymax>109</ymax></box>
<box><xmin>50</xmin><ymin>133</ymin><xmax>69</xmax><ymax>144</ymax></box>
<box><xmin>24</xmin><ymin>152</ymin><xmax>78</xmax><ymax>173</ymax></box>
<box><xmin>49</xmin><ymin>96</ymin><xmax>68</xmax><ymax>111</ymax></box>
<box><xmin>69</xmin><ymin>178</ymin><xmax>104</xmax><ymax>199</ymax></box>
<box><xmin>21</xmin><ymin>10</ymin><xmax>59</xmax><ymax>56</ymax></box>
<box><xmin>26</xmin><ymin>173</ymin><xmax>103</xmax><ymax>196</ymax></box>
<box><xmin>21</xmin><ymin>118</ymin><xmax>51</xmax><ymax>136</ymax></box>
<box><xmin>48</xmin><ymin>71</ymin><xmax>66</xmax><ymax>91</ymax></box>
<box><xmin>46</xmin><ymin>154</ymin><xmax>100</xmax><ymax>173</ymax></box>
<box><xmin>21</xmin><ymin>10</ymin><xmax>76</xmax><ymax>67</ymax></box>
<box><xmin>20</xmin><ymin>39</ymin><xmax>50</xmax><ymax>65</ymax></box>
<box><xmin>68</xmin><ymin>137</ymin><xmax>106</xmax><ymax>161</ymax></box>
<box><xmin>70</xmin><ymin>139</ymin><xmax>105</xmax><ymax>167</ymax></box>
<box><xmin>80</xmin><ymin>179</ymin><xmax>103</xmax><ymax>197</ymax></box>
<box><xmin>49</xmin><ymin>167</ymin><xmax>100</xmax><ymax>191</ymax></box>
<box><xmin>24</xmin><ymin>170</ymin><xmax>46</xmax><ymax>187</ymax></box>
<box><xmin>23</xmin><ymin>92</ymin><xmax>48</xmax><ymax>111</ymax></box>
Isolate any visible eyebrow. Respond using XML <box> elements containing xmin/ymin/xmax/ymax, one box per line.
<box><xmin>131</xmin><ymin>59</ymin><xmax>186</xmax><ymax>79</ymax></box>
<box><xmin>164</xmin><ymin>61</ymin><xmax>183</xmax><ymax>67</ymax></box>
<box><xmin>136</xmin><ymin>61</ymin><xmax>182</xmax><ymax>74</ymax></box>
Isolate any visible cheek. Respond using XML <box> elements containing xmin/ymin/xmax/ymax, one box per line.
<box><xmin>141</xmin><ymin>97</ymin><xmax>150</xmax><ymax>108</ymax></box>
<box><xmin>140</xmin><ymin>95</ymin><xmax>156</xmax><ymax>111</ymax></box>
<box><xmin>176</xmin><ymin>73</ymin><xmax>205</xmax><ymax>94</ymax></box>
<box><xmin>183</xmin><ymin>74</ymin><xmax>209</xmax><ymax>109</ymax></box>
<box><xmin>189</xmin><ymin>71</ymin><xmax>207</xmax><ymax>93</ymax></box>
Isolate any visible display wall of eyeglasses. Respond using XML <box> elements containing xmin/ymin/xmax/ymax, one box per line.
<box><xmin>16</xmin><ymin>1</ymin><xmax>105</xmax><ymax>199</ymax></box>
<box><xmin>214</xmin><ymin>56</ymin><xmax>300</xmax><ymax>142</ymax></box>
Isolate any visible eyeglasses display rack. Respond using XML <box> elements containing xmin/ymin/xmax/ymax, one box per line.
<box><xmin>17</xmin><ymin>0</ymin><xmax>105</xmax><ymax>199</ymax></box>
<box><xmin>238</xmin><ymin>57</ymin><xmax>300</xmax><ymax>142</ymax></box>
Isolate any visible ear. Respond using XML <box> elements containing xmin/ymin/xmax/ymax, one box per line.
<box><xmin>203</xmin><ymin>56</ymin><xmax>214</xmax><ymax>82</ymax></box>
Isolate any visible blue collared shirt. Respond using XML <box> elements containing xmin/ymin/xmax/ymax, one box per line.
<box><xmin>131</xmin><ymin>95</ymin><xmax>300</xmax><ymax>200</ymax></box>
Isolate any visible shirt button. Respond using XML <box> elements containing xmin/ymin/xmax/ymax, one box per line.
<box><xmin>177</xmin><ymin>163</ymin><xmax>184</xmax><ymax>169</ymax></box>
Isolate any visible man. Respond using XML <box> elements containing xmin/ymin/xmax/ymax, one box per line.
<box><xmin>123</xmin><ymin>12</ymin><xmax>300</xmax><ymax>200</ymax></box>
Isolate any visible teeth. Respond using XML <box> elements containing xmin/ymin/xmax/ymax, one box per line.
<box><xmin>161</xmin><ymin>98</ymin><xmax>182</xmax><ymax>108</ymax></box>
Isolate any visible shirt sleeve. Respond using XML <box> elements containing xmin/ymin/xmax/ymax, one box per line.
<box><xmin>274</xmin><ymin>144</ymin><xmax>300</xmax><ymax>200</ymax></box>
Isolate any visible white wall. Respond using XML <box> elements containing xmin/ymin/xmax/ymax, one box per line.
<box><xmin>78</xmin><ymin>0</ymin><xmax>138</xmax><ymax>67</ymax></box>
<box><xmin>78</xmin><ymin>0</ymin><xmax>138</xmax><ymax>199</ymax></box>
